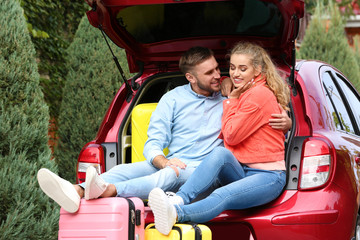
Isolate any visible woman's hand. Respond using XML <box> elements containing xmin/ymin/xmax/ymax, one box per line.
<box><xmin>229</xmin><ymin>80</ymin><xmax>254</xmax><ymax>99</ymax></box>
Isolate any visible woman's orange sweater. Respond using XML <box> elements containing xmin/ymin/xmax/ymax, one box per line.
<box><xmin>220</xmin><ymin>78</ymin><xmax>285</xmax><ymax>165</ymax></box>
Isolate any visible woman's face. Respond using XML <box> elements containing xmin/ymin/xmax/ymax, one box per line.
<box><xmin>229</xmin><ymin>53</ymin><xmax>261</xmax><ymax>88</ymax></box>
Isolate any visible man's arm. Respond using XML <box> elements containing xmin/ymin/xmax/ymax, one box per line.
<box><xmin>143</xmin><ymin>94</ymin><xmax>187</xmax><ymax>176</ymax></box>
<box><xmin>269</xmin><ymin>105</ymin><xmax>292</xmax><ymax>133</ymax></box>
<box><xmin>152</xmin><ymin>155</ymin><xmax>169</xmax><ymax>169</ymax></box>
<box><xmin>220</xmin><ymin>77</ymin><xmax>233</xmax><ymax>97</ymax></box>
<box><xmin>143</xmin><ymin>96</ymin><xmax>173</xmax><ymax>165</ymax></box>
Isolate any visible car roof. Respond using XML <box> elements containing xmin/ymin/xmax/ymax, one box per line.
<box><xmin>85</xmin><ymin>0</ymin><xmax>304</xmax><ymax>72</ymax></box>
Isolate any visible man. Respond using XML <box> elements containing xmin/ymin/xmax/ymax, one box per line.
<box><xmin>37</xmin><ymin>46</ymin><xmax>291</xmax><ymax>213</ymax></box>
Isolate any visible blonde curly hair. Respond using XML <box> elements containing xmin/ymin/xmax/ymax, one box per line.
<box><xmin>229</xmin><ymin>42</ymin><xmax>290</xmax><ymax>110</ymax></box>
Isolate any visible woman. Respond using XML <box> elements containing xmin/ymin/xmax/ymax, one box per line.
<box><xmin>148</xmin><ymin>42</ymin><xmax>291</xmax><ymax>235</ymax></box>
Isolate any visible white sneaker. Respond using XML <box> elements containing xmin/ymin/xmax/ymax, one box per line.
<box><xmin>37</xmin><ymin>168</ymin><xmax>80</xmax><ymax>213</ymax></box>
<box><xmin>148</xmin><ymin>188</ymin><xmax>177</xmax><ymax>235</ymax></box>
<box><xmin>165</xmin><ymin>191</ymin><xmax>184</xmax><ymax>206</ymax></box>
<box><xmin>148</xmin><ymin>191</ymin><xmax>184</xmax><ymax>208</ymax></box>
<box><xmin>84</xmin><ymin>166</ymin><xmax>108</xmax><ymax>200</ymax></box>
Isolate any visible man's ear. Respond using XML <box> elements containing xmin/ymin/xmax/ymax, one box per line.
<box><xmin>185</xmin><ymin>72</ymin><xmax>195</xmax><ymax>83</ymax></box>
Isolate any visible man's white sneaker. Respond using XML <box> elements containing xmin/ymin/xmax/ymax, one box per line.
<box><xmin>148</xmin><ymin>188</ymin><xmax>177</xmax><ymax>235</ymax></box>
<box><xmin>37</xmin><ymin>168</ymin><xmax>80</xmax><ymax>213</ymax></box>
<box><xmin>84</xmin><ymin>166</ymin><xmax>108</xmax><ymax>200</ymax></box>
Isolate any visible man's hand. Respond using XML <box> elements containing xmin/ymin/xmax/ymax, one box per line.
<box><xmin>269</xmin><ymin>104</ymin><xmax>292</xmax><ymax>133</ymax></box>
<box><xmin>165</xmin><ymin>157</ymin><xmax>187</xmax><ymax>177</ymax></box>
<box><xmin>152</xmin><ymin>155</ymin><xmax>186</xmax><ymax>177</ymax></box>
<box><xmin>220</xmin><ymin>77</ymin><xmax>233</xmax><ymax>97</ymax></box>
<box><xmin>165</xmin><ymin>157</ymin><xmax>186</xmax><ymax>169</ymax></box>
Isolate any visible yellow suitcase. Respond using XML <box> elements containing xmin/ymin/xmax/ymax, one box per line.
<box><xmin>145</xmin><ymin>223</ymin><xmax>212</xmax><ymax>240</ymax></box>
<box><xmin>131</xmin><ymin>103</ymin><xmax>168</xmax><ymax>163</ymax></box>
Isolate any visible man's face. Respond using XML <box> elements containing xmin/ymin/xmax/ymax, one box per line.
<box><xmin>186</xmin><ymin>56</ymin><xmax>221</xmax><ymax>97</ymax></box>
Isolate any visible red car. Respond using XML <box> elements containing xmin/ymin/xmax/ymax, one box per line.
<box><xmin>78</xmin><ymin>0</ymin><xmax>360</xmax><ymax>239</ymax></box>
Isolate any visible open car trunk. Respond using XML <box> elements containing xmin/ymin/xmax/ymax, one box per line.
<box><xmin>85</xmin><ymin>0</ymin><xmax>304</xmax><ymax>73</ymax></box>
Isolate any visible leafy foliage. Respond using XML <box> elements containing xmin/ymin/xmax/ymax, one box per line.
<box><xmin>54</xmin><ymin>16</ymin><xmax>130</xmax><ymax>181</ymax></box>
<box><xmin>0</xmin><ymin>1</ymin><xmax>58</xmax><ymax>238</ymax></box>
<box><xmin>21</xmin><ymin>0</ymin><xmax>88</xmax><ymax>121</ymax></box>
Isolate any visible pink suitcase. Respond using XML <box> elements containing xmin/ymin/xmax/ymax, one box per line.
<box><xmin>58</xmin><ymin>197</ymin><xmax>145</xmax><ymax>240</ymax></box>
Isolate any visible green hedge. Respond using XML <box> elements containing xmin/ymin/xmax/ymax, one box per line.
<box><xmin>21</xmin><ymin>0</ymin><xmax>88</xmax><ymax>121</ymax></box>
<box><xmin>0</xmin><ymin>1</ymin><xmax>58</xmax><ymax>239</ymax></box>
<box><xmin>55</xmin><ymin>16</ymin><xmax>130</xmax><ymax>181</ymax></box>
<box><xmin>298</xmin><ymin>2</ymin><xmax>360</xmax><ymax>92</ymax></box>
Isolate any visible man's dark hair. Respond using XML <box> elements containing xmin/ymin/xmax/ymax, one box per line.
<box><xmin>179</xmin><ymin>46</ymin><xmax>214</xmax><ymax>74</ymax></box>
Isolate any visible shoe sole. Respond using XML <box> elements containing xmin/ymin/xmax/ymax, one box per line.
<box><xmin>37</xmin><ymin>169</ymin><xmax>79</xmax><ymax>213</ymax></box>
<box><xmin>148</xmin><ymin>188</ymin><xmax>174</xmax><ymax>235</ymax></box>
<box><xmin>84</xmin><ymin>167</ymin><xmax>96</xmax><ymax>200</ymax></box>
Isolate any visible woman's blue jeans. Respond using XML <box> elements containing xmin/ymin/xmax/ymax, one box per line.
<box><xmin>175</xmin><ymin>146</ymin><xmax>286</xmax><ymax>223</ymax></box>
<box><xmin>80</xmin><ymin>161</ymin><xmax>196</xmax><ymax>199</ymax></box>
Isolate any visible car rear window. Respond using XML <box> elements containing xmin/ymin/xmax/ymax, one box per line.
<box><xmin>116</xmin><ymin>0</ymin><xmax>282</xmax><ymax>44</ymax></box>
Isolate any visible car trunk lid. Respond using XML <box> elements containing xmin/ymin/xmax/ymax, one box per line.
<box><xmin>85</xmin><ymin>0</ymin><xmax>304</xmax><ymax>73</ymax></box>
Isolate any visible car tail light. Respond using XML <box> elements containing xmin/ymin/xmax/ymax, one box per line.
<box><xmin>299</xmin><ymin>138</ymin><xmax>332</xmax><ymax>190</ymax></box>
<box><xmin>76</xmin><ymin>143</ymin><xmax>104</xmax><ymax>183</ymax></box>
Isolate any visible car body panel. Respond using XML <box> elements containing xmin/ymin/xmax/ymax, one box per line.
<box><xmin>295</xmin><ymin>61</ymin><xmax>360</xmax><ymax>197</ymax></box>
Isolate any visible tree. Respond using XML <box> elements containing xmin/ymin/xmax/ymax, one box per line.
<box><xmin>0</xmin><ymin>1</ymin><xmax>58</xmax><ymax>239</ymax></box>
<box><xmin>21</xmin><ymin>0</ymin><xmax>89</xmax><ymax>153</ymax></box>
<box><xmin>304</xmin><ymin>0</ymin><xmax>360</xmax><ymax>16</ymax></box>
<box><xmin>21</xmin><ymin>0</ymin><xmax>88</xmax><ymax>119</ymax></box>
<box><xmin>298</xmin><ymin>1</ymin><xmax>360</xmax><ymax>92</ymax></box>
<box><xmin>54</xmin><ymin>16</ymin><xmax>130</xmax><ymax>181</ymax></box>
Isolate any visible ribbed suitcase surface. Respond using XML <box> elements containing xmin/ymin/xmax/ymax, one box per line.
<box><xmin>58</xmin><ymin>197</ymin><xmax>144</xmax><ymax>240</ymax></box>
<box><xmin>145</xmin><ymin>223</ymin><xmax>212</xmax><ymax>240</ymax></box>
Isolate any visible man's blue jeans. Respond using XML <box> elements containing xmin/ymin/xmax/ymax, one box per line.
<box><xmin>175</xmin><ymin>146</ymin><xmax>286</xmax><ymax>223</ymax></box>
<box><xmin>80</xmin><ymin>161</ymin><xmax>196</xmax><ymax>199</ymax></box>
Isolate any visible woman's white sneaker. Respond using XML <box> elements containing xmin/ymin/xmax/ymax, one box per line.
<box><xmin>166</xmin><ymin>191</ymin><xmax>184</xmax><ymax>206</ymax></box>
<box><xmin>37</xmin><ymin>168</ymin><xmax>80</xmax><ymax>213</ymax></box>
<box><xmin>84</xmin><ymin>166</ymin><xmax>108</xmax><ymax>200</ymax></box>
<box><xmin>148</xmin><ymin>188</ymin><xmax>177</xmax><ymax>235</ymax></box>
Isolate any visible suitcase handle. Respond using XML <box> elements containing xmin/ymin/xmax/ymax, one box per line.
<box><xmin>192</xmin><ymin>224</ymin><xmax>202</xmax><ymax>240</ymax></box>
<box><xmin>127</xmin><ymin>199</ymin><xmax>136</xmax><ymax>240</ymax></box>
<box><xmin>135</xmin><ymin>209</ymin><xmax>141</xmax><ymax>226</ymax></box>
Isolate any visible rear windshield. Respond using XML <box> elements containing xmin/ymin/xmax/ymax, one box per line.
<box><xmin>116</xmin><ymin>0</ymin><xmax>283</xmax><ymax>44</ymax></box>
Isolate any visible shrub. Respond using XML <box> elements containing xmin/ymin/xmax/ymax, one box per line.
<box><xmin>0</xmin><ymin>1</ymin><xmax>58</xmax><ymax>239</ymax></box>
<box><xmin>298</xmin><ymin>1</ymin><xmax>360</xmax><ymax>91</ymax></box>
<box><xmin>55</xmin><ymin>16</ymin><xmax>130</xmax><ymax>181</ymax></box>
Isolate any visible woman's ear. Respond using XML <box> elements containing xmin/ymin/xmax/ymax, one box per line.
<box><xmin>255</xmin><ymin>66</ymin><xmax>262</xmax><ymax>77</ymax></box>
